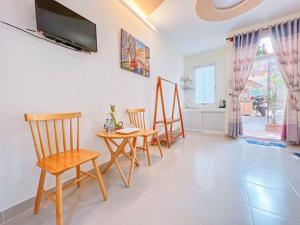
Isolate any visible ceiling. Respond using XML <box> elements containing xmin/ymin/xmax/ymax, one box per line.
<box><xmin>133</xmin><ymin>0</ymin><xmax>164</xmax><ymax>15</ymax></box>
<box><xmin>145</xmin><ymin>0</ymin><xmax>300</xmax><ymax>55</ymax></box>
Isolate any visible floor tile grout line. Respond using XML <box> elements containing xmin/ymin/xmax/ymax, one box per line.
<box><xmin>125</xmin><ymin>169</ymin><xmax>219</xmax><ymax>225</ymax></box>
<box><xmin>282</xmin><ymin>175</ymin><xmax>300</xmax><ymax>199</ymax></box>
<box><xmin>242</xmin><ymin>164</ymin><xmax>288</xmax><ymax>177</ymax></box>
<box><xmin>241</xmin><ymin>167</ymin><xmax>255</xmax><ymax>225</ymax></box>
<box><xmin>245</xmin><ymin>180</ymin><xmax>294</xmax><ymax>193</ymax></box>
<box><xmin>149</xmin><ymin>169</ymin><xmax>253</xmax><ymax>223</ymax></box>
<box><xmin>151</xmin><ymin>173</ymin><xmax>251</xmax><ymax>206</ymax></box>
<box><xmin>242</xmin><ymin>165</ymin><xmax>282</xmax><ymax>174</ymax></box>
<box><xmin>242</xmin><ymin>163</ymin><xmax>300</xmax><ymax>195</ymax></box>
<box><xmin>130</xmin><ymin>191</ymin><xmax>202</xmax><ymax>225</ymax></box>
<box><xmin>249</xmin><ymin>204</ymin><xmax>300</xmax><ymax>224</ymax></box>
<box><xmin>143</xmin><ymin>140</ymin><xmax>299</xmax><ymax>223</ymax></box>
<box><xmin>146</xmin><ymin>161</ymin><xmax>253</xmax><ymax>205</ymax></box>
<box><xmin>242</xmin><ymin>168</ymin><xmax>300</xmax><ymax>223</ymax></box>
<box><xmin>1</xmin><ymin>175</ymin><xmax>108</xmax><ymax>225</ymax></box>
<box><xmin>4</xmin><ymin>133</ymin><xmax>299</xmax><ymax>225</ymax></box>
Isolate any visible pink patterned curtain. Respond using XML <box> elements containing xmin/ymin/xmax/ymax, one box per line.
<box><xmin>271</xmin><ymin>19</ymin><xmax>300</xmax><ymax>144</ymax></box>
<box><xmin>228</xmin><ymin>30</ymin><xmax>262</xmax><ymax>138</ymax></box>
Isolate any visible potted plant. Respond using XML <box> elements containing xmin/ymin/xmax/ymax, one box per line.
<box><xmin>265</xmin><ymin>74</ymin><xmax>284</xmax><ymax>132</ymax></box>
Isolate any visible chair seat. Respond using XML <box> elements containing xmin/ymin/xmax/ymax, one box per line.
<box><xmin>140</xmin><ymin>129</ymin><xmax>157</xmax><ymax>137</ymax></box>
<box><xmin>37</xmin><ymin>149</ymin><xmax>100</xmax><ymax>175</ymax></box>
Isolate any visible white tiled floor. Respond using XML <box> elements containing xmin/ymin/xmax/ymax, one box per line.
<box><xmin>6</xmin><ymin>132</ymin><xmax>300</xmax><ymax>225</ymax></box>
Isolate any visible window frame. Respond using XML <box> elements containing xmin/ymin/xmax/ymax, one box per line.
<box><xmin>193</xmin><ymin>63</ymin><xmax>217</xmax><ymax>106</ymax></box>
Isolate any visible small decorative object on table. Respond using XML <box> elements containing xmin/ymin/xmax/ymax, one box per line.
<box><xmin>103</xmin><ymin>104</ymin><xmax>124</xmax><ymax>133</ymax></box>
<box><xmin>109</xmin><ymin>104</ymin><xmax>123</xmax><ymax>129</ymax></box>
<box><xmin>104</xmin><ymin>118</ymin><xmax>115</xmax><ymax>133</ymax></box>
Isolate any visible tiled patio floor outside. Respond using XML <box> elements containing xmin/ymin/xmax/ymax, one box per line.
<box><xmin>242</xmin><ymin>115</ymin><xmax>281</xmax><ymax>140</ymax></box>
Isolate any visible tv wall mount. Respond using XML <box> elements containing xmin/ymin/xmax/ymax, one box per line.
<box><xmin>0</xmin><ymin>20</ymin><xmax>92</xmax><ymax>53</ymax></box>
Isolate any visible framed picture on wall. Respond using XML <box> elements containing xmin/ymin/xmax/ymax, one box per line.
<box><xmin>120</xmin><ymin>29</ymin><xmax>150</xmax><ymax>77</ymax></box>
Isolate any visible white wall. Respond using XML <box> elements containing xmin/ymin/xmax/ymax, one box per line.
<box><xmin>0</xmin><ymin>0</ymin><xmax>184</xmax><ymax>211</ymax></box>
<box><xmin>184</xmin><ymin>47</ymin><xmax>231</xmax><ymax>109</ymax></box>
<box><xmin>183</xmin><ymin>45</ymin><xmax>233</xmax><ymax>134</ymax></box>
<box><xmin>182</xmin><ymin>11</ymin><xmax>300</xmax><ymax>135</ymax></box>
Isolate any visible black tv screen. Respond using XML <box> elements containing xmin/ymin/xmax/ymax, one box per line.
<box><xmin>35</xmin><ymin>0</ymin><xmax>97</xmax><ymax>52</ymax></box>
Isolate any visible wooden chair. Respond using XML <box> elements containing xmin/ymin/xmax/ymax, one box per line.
<box><xmin>127</xmin><ymin>108</ymin><xmax>163</xmax><ymax>166</ymax></box>
<box><xmin>24</xmin><ymin>112</ymin><xmax>108</xmax><ymax>225</ymax></box>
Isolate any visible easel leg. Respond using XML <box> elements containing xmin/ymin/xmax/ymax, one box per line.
<box><xmin>156</xmin><ymin>133</ymin><xmax>163</xmax><ymax>157</ymax></box>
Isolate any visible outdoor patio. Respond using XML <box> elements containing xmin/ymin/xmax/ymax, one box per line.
<box><xmin>242</xmin><ymin>115</ymin><xmax>281</xmax><ymax>140</ymax></box>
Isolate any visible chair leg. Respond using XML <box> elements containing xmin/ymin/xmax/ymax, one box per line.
<box><xmin>56</xmin><ymin>175</ymin><xmax>63</xmax><ymax>225</ymax></box>
<box><xmin>92</xmin><ymin>159</ymin><xmax>108</xmax><ymax>201</ymax></box>
<box><xmin>34</xmin><ymin>170</ymin><xmax>46</xmax><ymax>214</ymax></box>
<box><xmin>76</xmin><ymin>166</ymin><xmax>81</xmax><ymax>188</ymax></box>
<box><xmin>156</xmin><ymin>133</ymin><xmax>163</xmax><ymax>157</ymax></box>
<box><xmin>142</xmin><ymin>137</ymin><xmax>146</xmax><ymax>152</ymax></box>
<box><xmin>145</xmin><ymin>137</ymin><xmax>151</xmax><ymax>166</ymax></box>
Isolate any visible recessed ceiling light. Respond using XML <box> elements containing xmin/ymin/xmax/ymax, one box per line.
<box><xmin>213</xmin><ymin>0</ymin><xmax>246</xmax><ymax>10</ymax></box>
<box><xmin>196</xmin><ymin>0</ymin><xmax>262</xmax><ymax>21</ymax></box>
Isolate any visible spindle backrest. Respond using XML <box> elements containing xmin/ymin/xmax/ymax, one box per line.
<box><xmin>24</xmin><ymin>112</ymin><xmax>81</xmax><ymax>161</ymax></box>
<box><xmin>127</xmin><ymin>108</ymin><xmax>146</xmax><ymax>130</ymax></box>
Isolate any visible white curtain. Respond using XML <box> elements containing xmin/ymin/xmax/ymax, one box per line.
<box><xmin>271</xmin><ymin>19</ymin><xmax>300</xmax><ymax>144</ymax></box>
<box><xmin>228</xmin><ymin>30</ymin><xmax>262</xmax><ymax>138</ymax></box>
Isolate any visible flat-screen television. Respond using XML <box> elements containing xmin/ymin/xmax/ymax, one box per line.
<box><xmin>35</xmin><ymin>0</ymin><xmax>97</xmax><ymax>52</ymax></box>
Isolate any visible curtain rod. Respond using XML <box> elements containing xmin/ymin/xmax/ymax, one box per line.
<box><xmin>226</xmin><ymin>27</ymin><xmax>269</xmax><ymax>42</ymax></box>
<box><xmin>226</xmin><ymin>15</ymin><xmax>300</xmax><ymax>42</ymax></box>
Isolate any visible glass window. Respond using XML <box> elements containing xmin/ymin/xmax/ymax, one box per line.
<box><xmin>195</xmin><ymin>64</ymin><xmax>216</xmax><ymax>104</ymax></box>
<box><xmin>257</xmin><ymin>37</ymin><xmax>274</xmax><ymax>56</ymax></box>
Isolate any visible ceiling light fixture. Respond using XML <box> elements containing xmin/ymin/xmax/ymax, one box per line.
<box><xmin>195</xmin><ymin>0</ymin><xmax>262</xmax><ymax>21</ymax></box>
<box><xmin>120</xmin><ymin>0</ymin><xmax>156</xmax><ymax>31</ymax></box>
<box><xmin>213</xmin><ymin>0</ymin><xmax>246</xmax><ymax>10</ymax></box>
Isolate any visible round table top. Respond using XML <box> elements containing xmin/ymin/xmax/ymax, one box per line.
<box><xmin>97</xmin><ymin>129</ymin><xmax>142</xmax><ymax>139</ymax></box>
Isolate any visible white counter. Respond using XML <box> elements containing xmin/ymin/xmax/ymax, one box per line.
<box><xmin>182</xmin><ymin>108</ymin><xmax>226</xmax><ymax>133</ymax></box>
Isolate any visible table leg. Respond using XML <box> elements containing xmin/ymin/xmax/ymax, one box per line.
<box><xmin>101</xmin><ymin>136</ymin><xmax>139</xmax><ymax>188</ymax></box>
<box><xmin>127</xmin><ymin>137</ymin><xmax>137</xmax><ymax>187</ymax></box>
<box><xmin>102</xmin><ymin>138</ymin><xmax>127</xmax><ymax>174</ymax></box>
<box><xmin>123</xmin><ymin>151</ymin><xmax>139</xmax><ymax>166</ymax></box>
<box><xmin>114</xmin><ymin>157</ymin><xmax>129</xmax><ymax>187</ymax></box>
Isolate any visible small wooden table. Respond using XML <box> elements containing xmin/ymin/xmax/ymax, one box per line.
<box><xmin>97</xmin><ymin>130</ymin><xmax>141</xmax><ymax>187</ymax></box>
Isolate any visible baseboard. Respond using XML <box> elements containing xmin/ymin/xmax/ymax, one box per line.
<box><xmin>1</xmin><ymin>165</ymin><xmax>102</xmax><ymax>224</ymax></box>
<box><xmin>201</xmin><ymin>129</ymin><xmax>225</xmax><ymax>134</ymax></box>
<box><xmin>185</xmin><ymin>129</ymin><xmax>225</xmax><ymax>134</ymax></box>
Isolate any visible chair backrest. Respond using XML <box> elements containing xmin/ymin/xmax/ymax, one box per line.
<box><xmin>24</xmin><ymin>112</ymin><xmax>81</xmax><ymax>161</ymax></box>
<box><xmin>127</xmin><ymin>108</ymin><xmax>146</xmax><ymax>130</ymax></box>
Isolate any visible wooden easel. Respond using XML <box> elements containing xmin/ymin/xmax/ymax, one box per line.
<box><xmin>153</xmin><ymin>76</ymin><xmax>185</xmax><ymax>148</ymax></box>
